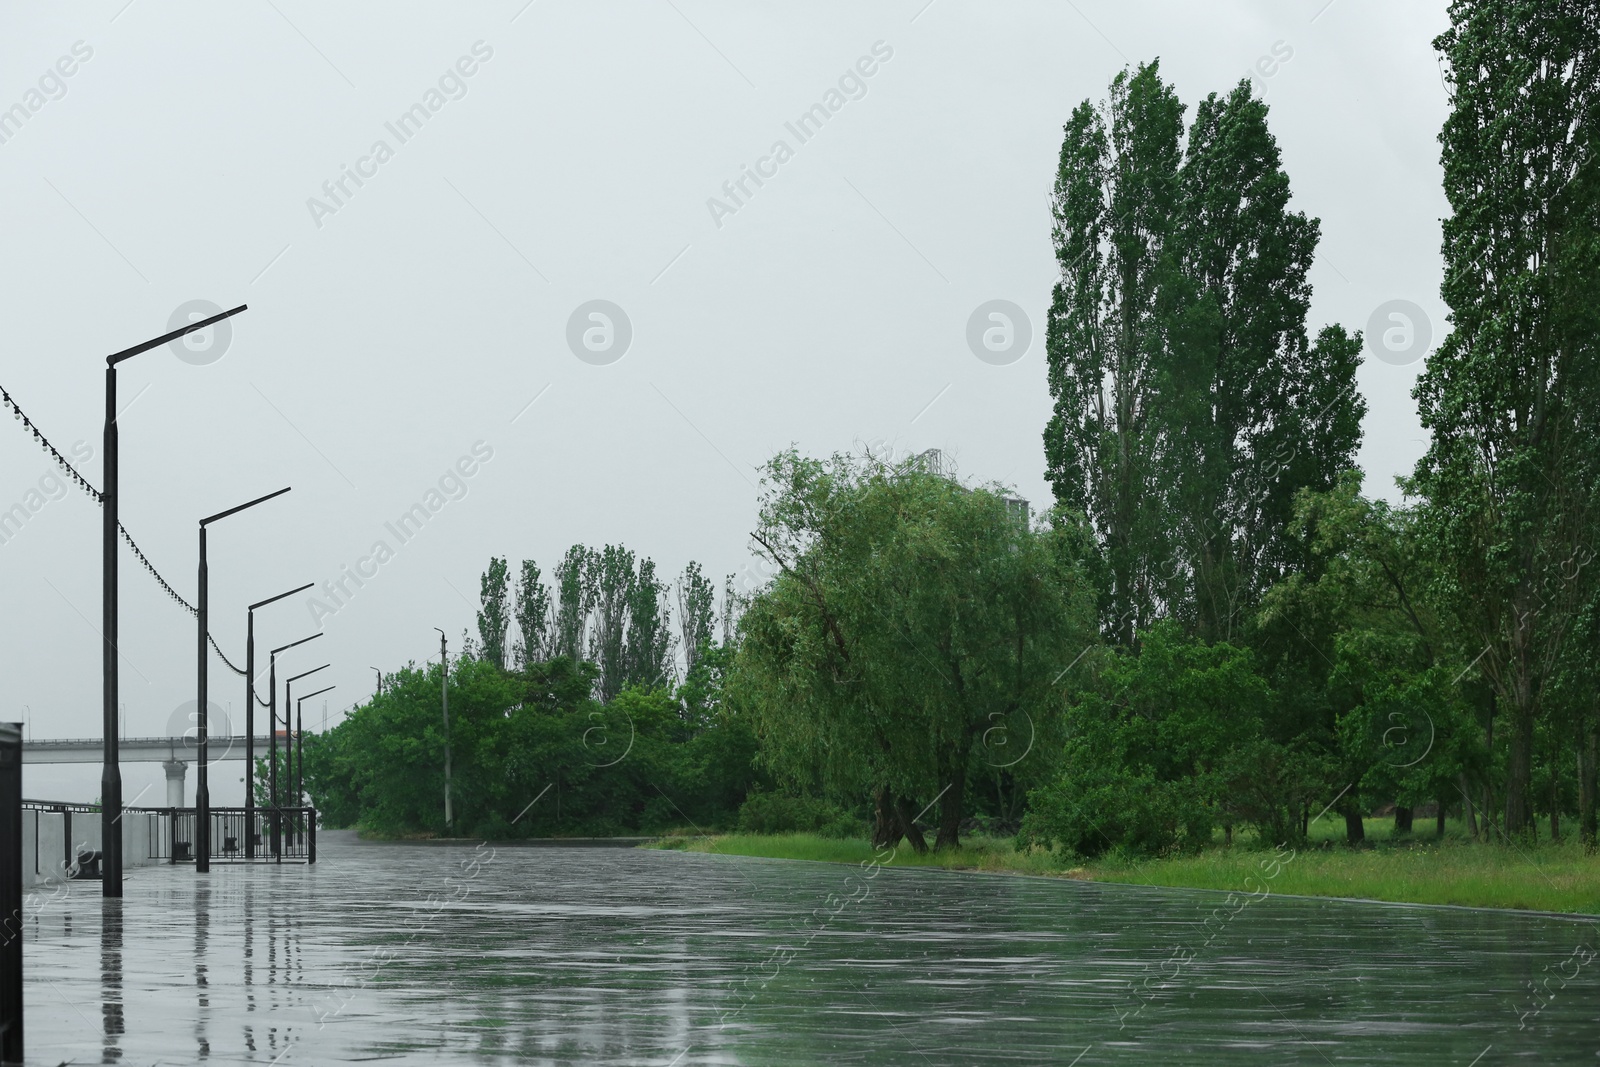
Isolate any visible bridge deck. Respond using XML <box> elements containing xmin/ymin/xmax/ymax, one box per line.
<box><xmin>22</xmin><ymin>737</ymin><xmax>277</xmax><ymax>763</ymax></box>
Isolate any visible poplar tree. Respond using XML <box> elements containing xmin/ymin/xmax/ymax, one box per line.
<box><xmin>1044</xmin><ymin>61</ymin><xmax>1185</xmax><ymax>647</ymax></box>
<box><xmin>625</xmin><ymin>557</ymin><xmax>675</xmax><ymax>689</ymax></box>
<box><xmin>552</xmin><ymin>545</ymin><xmax>597</xmax><ymax>663</ymax></box>
<box><xmin>590</xmin><ymin>544</ymin><xmax>636</xmax><ymax>701</ymax></box>
<box><xmin>476</xmin><ymin>556</ymin><xmax>510</xmax><ymax>670</ymax></box>
<box><xmin>1045</xmin><ymin>62</ymin><xmax>1365</xmax><ymax>647</ymax></box>
<box><xmin>1415</xmin><ymin>0</ymin><xmax>1600</xmax><ymax>835</ymax></box>
<box><xmin>1168</xmin><ymin>81</ymin><xmax>1365</xmax><ymax>644</ymax></box>
<box><xmin>677</xmin><ymin>561</ymin><xmax>718</xmax><ymax>676</ymax></box>
<box><xmin>513</xmin><ymin>559</ymin><xmax>551</xmax><ymax>668</ymax></box>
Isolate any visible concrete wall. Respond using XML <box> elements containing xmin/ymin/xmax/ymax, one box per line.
<box><xmin>22</xmin><ymin>808</ymin><xmax>167</xmax><ymax>889</ymax></box>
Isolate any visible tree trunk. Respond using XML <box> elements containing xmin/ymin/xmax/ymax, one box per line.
<box><xmin>1436</xmin><ymin>797</ymin><xmax>1446</xmax><ymax>838</ymax></box>
<box><xmin>931</xmin><ymin>730</ymin><xmax>972</xmax><ymax>851</ymax></box>
<box><xmin>935</xmin><ymin>768</ymin><xmax>966</xmax><ymax>851</ymax></box>
<box><xmin>1342</xmin><ymin>790</ymin><xmax>1365</xmax><ymax>846</ymax></box>
<box><xmin>894</xmin><ymin>795</ymin><xmax>929</xmax><ymax>854</ymax></box>
<box><xmin>871</xmin><ymin>787</ymin><xmax>902</xmax><ymax>850</ymax></box>
<box><xmin>1460</xmin><ymin>773</ymin><xmax>1478</xmax><ymax>839</ymax></box>
<box><xmin>1550</xmin><ymin>726</ymin><xmax>1562</xmax><ymax>843</ymax></box>
<box><xmin>1579</xmin><ymin>710</ymin><xmax>1598</xmax><ymax>851</ymax></box>
<box><xmin>1483</xmin><ymin>691</ymin><xmax>1496</xmax><ymax>841</ymax></box>
<box><xmin>1505</xmin><ymin>700</ymin><xmax>1536</xmax><ymax>839</ymax></box>
<box><xmin>1394</xmin><ymin>806</ymin><xmax>1413</xmax><ymax>834</ymax></box>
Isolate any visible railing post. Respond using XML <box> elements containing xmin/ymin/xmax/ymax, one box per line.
<box><xmin>307</xmin><ymin>810</ymin><xmax>316</xmax><ymax>864</ymax></box>
<box><xmin>0</xmin><ymin>722</ymin><xmax>24</xmax><ymax>1065</ymax></box>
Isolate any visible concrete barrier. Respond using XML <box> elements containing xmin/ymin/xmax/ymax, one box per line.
<box><xmin>22</xmin><ymin>807</ymin><xmax>168</xmax><ymax>889</ymax></box>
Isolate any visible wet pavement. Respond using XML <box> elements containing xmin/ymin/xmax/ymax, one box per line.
<box><xmin>22</xmin><ymin>830</ymin><xmax>1600</xmax><ymax>1064</ymax></box>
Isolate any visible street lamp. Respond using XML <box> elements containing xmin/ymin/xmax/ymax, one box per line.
<box><xmin>268</xmin><ymin>634</ymin><xmax>320</xmax><ymax>859</ymax></box>
<box><xmin>196</xmin><ymin>487</ymin><xmax>290</xmax><ymax>874</ymax></box>
<box><xmin>283</xmin><ymin>663</ymin><xmax>327</xmax><ymax>857</ymax></box>
<box><xmin>102</xmin><ymin>303</ymin><xmax>248</xmax><ymax>897</ymax></box>
<box><xmin>295</xmin><ymin>684</ymin><xmax>334</xmax><ymax>843</ymax></box>
<box><xmin>369</xmin><ymin>666</ymin><xmax>383</xmax><ymax>697</ymax></box>
<box><xmin>246</xmin><ymin>583</ymin><xmax>313</xmax><ymax>860</ymax></box>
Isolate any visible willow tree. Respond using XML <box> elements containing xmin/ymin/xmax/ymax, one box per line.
<box><xmin>732</xmin><ymin>449</ymin><xmax>1095</xmax><ymax>851</ymax></box>
<box><xmin>1415</xmin><ymin>0</ymin><xmax>1600</xmax><ymax>835</ymax></box>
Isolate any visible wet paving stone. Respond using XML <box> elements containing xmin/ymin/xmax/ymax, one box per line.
<box><xmin>20</xmin><ymin>831</ymin><xmax>1600</xmax><ymax>1064</ymax></box>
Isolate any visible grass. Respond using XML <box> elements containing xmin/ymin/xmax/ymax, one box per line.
<box><xmin>646</xmin><ymin>820</ymin><xmax>1600</xmax><ymax>915</ymax></box>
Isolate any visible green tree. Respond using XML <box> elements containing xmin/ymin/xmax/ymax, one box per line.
<box><xmin>1167</xmin><ymin>80</ymin><xmax>1366</xmax><ymax>644</ymax></box>
<box><xmin>552</xmin><ymin>545</ymin><xmax>596</xmax><ymax>662</ymax></box>
<box><xmin>591</xmin><ymin>544</ymin><xmax>636</xmax><ymax>701</ymax></box>
<box><xmin>1257</xmin><ymin>474</ymin><xmax>1485</xmax><ymax>844</ymax></box>
<box><xmin>677</xmin><ymin>561</ymin><xmax>717</xmax><ymax>677</ymax></box>
<box><xmin>625</xmin><ymin>556</ymin><xmax>674</xmax><ymax>689</ymax></box>
<box><xmin>1044</xmin><ymin>60</ymin><xmax>1186</xmax><ymax>647</ymax></box>
<box><xmin>1415</xmin><ymin>0</ymin><xmax>1600</xmax><ymax>834</ymax></box>
<box><xmin>513</xmin><ymin>558</ymin><xmax>551</xmax><ymax>668</ymax></box>
<box><xmin>732</xmin><ymin>449</ymin><xmax>1096</xmax><ymax>851</ymax></box>
<box><xmin>1020</xmin><ymin>622</ymin><xmax>1272</xmax><ymax>857</ymax></box>
<box><xmin>303</xmin><ymin>657</ymin><xmax>520</xmax><ymax>835</ymax></box>
<box><xmin>1044</xmin><ymin>63</ymin><xmax>1365</xmax><ymax>648</ymax></box>
<box><xmin>476</xmin><ymin>556</ymin><xmax>510</xmax><ymax>670</ymax></box>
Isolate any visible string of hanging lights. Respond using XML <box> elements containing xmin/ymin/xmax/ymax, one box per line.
<box><xmin>1</xmin><ymin>384</ymin><xmax>101</xmax><ymax>500</ymax></box>
<box><xmin>5</xmin><ymin>381</ymin><xmax>249</xmax><ymax>677</ymax></box>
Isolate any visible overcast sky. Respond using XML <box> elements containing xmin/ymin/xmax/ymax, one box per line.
<box><xmin>0</xmin><ymin>0</ymin><xmax>1451</xmax><ymax>803</ymax></box>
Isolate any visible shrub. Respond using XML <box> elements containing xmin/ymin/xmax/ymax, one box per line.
<box><xmin>1019</xmin><ymin>624</ymin><xmax>1271</xmax><ymax>858</ymax></box>
<box><xmin>736</xmin><ymin>792</ymin><xmax>863</xmax><ymax>838</ymax></box>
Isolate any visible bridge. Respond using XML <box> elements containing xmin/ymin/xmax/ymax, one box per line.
<box><xmin>24</xmin><ymin>735</ymin><xmax>278</xmax><ymax>807</ymax></box>
<box><xmin>22</xmin><ymin>735</ymin><xmax>271</xmax><ymax>764</ymax></box>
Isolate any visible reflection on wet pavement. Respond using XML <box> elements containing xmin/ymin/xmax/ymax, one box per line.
<box><xmin>22</xmin><ymin>830</ymin><xmax>1600</xmax><ymax>1064</ymax></box>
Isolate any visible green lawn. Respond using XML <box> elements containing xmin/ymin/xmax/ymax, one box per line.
<box><xmin>646</xmin><ymin>823</ymin><xmax>1600</xmax><ymax>914</ymax></box>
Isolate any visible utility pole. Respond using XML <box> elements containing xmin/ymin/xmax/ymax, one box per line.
<box><xmin>435</xmin><ymin>628</ymin><xmax>451</xmax><ymax>830</ymax></box>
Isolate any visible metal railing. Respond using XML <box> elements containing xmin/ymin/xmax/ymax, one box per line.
<box><xmin>22</xmin><ymin>800</ymin><xmax>316</xmax><ymax>869</ymax></box>
<box><xmin>156</xmin><ymin>807</ymin><xmax>316</xmax><ymax>864</ymax></box>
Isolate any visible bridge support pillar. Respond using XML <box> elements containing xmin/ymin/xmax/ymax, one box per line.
<box><xmin>162</xmin><ymin>760</ymin><xmax>186</xmax><ymax>809</ymax></box>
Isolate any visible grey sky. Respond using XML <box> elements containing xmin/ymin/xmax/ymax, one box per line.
<box><xmin>0</xmin><ymin>0</ymin><xmax>1450</xmax><ymax>802</ymax></box>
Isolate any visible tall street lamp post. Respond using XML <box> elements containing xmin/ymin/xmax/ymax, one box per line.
<box><xmin>101</xmin><ymin>303</ymin><xmax>248</xmax><ymax>897</ymax></box>
<box><xmin>283</xmin><ymin>663</ymin><xmax>328</xmax><ymax>854</ymax></box>
<box><xmin>246</xmin><ymin>583</ymin><xmax>313</xmax><ymax>860</ymax></box>
<box><xmin>195</xmin><ymin>488</ymin><xmax>290</xmax><ymax>874</ymax></box>
<box><xmin>268</xmin><ymin>634</ymin><xmax>320</xmax><ymax>859</ymax></box>
<box><xmin>295</xmin><ymin>685</ymin><xmax>335</xmax><ymax>843</ymax></box>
